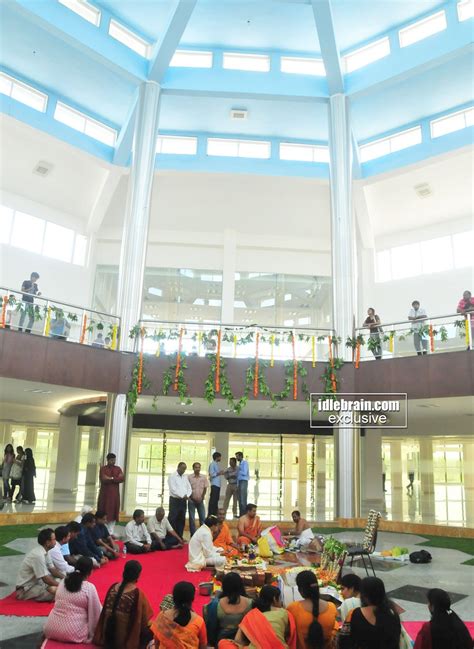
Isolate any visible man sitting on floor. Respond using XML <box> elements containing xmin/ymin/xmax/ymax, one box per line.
<box><xmin>48</xmin><ymin>526</ymin><xmax>74</xmax><ymax>575</ymax></box>
<box><xmin>74</xmin><ymin>504</ymin><xmax>93</xmax><ymax>523</ymax></box>
<box><xmin>16</xmin><ymin>528</ymin><xmax>62</xmax><ymax>602</ymax></box>
<box><xmin>237</xmin><ymin>503</ymin><xmax>262</xmax><ymax>547</ymax></box>
<box><xmin>69</xmin><ymin>515</ymin><xmax>108</xmax><ymax>567</ymax></box>
<box><xmin>185</xmin><ymin>515</ymin><xmax>226</xmax><ymax>571</ymax></box>
<box><xmin>285</xmin><ymin>510</ymin><xmax>311</xmax><ymax>538</ymax></box>
<box><xmin>213</xmin><ymin>508</ymin><xmax>240</xmax><ymax>557</ymax></box>
<box><xmin>92</xmin><ymin>511</ymin><xmax>120</xmax><ymax>559</ymax></box>
<box><xmin>147</xmin><ymin>506</ymin><xmax>185</xmax><ymax>550</ymax></box>
<box><xmin>125</xmin><ymin>509</ymin><xmax>160</xmax><ymax>553</ymax></box>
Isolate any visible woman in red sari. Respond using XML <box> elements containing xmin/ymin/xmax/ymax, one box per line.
<box><xmin>414</xmin><ymin>588</ymin><xmax>472</xmax><ymax>649</ymax></box>
<box><xmin>97</xmin><ymin>452</ymin><xmax>124</xmax><ymax>531</ymax></box>
<box><xmin>219</xmin><ymin>585</ymin><xmax>296</xmax><ymax>649</ymax></box>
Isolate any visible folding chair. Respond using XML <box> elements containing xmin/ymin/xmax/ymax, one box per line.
<box><xmin>346</xmin><ymin>510</ymin><xmax>381</xmax><ymax>577</ymax></box>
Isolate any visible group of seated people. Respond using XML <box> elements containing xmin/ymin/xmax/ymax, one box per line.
<box><xmin>15</xmin><ymin>503</ymin><xmax>473</xmax><ymax>648</ymax></box>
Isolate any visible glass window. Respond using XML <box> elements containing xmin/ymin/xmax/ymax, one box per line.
<box><xmin>453</xmin><ymin>230</ymin><xmax>474</xmax><ymax>268</ymax></box>
<box><xmin>399</xmin><ymin>10</ymin><xmax>447</xmax><ymax>48</ymax></box>
<box><xmin>11</xmin><ymin>211</ymin><xmax>45</xmax><ymax>253</ymax></box>
<box><xmin>280</xmin><ymin>56</ymin><xmax>325</xmax><ymax>76</ymax></box>
<box><xmin>0</xmin><ymin>205</ymin><xmax>14</xmax><ymax>244</ymax></box>
<box><xmin>390</xmin><ymin>243</ymin><xmax>421</xmax><ymax>280</ymax></box>
<box><xmin>421</xmin><ymin>236</ymin><xmax>453</xmax><ymax>274</ymax></box>
<box><xmin>170</xmin><ymin>50</ymin><xmax>213</xmax><ymax>68</ymax></box>
<box><xmin>344</xmin><ymin>37</ymin><xmax>390</xmax><ymax>73</ymax></box>
<box><xmin>108</xmin><ymin>19</ymin><xmax>151</xmax><ymax>58</ymax></box>
<box><xmin>43</xmin><ymin>222</ymin><xmax>75</xmax><ymax>262</ymax></box>
<box><xmin>223</xmin><ymin>52</ymin><xmax>270</xmax><ymax>72</ymax></box>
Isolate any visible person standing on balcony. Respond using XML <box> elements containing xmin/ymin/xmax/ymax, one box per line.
<box><xmin>235</xmin><ymin>451</ymin><xmax>250</xmax><ymax>516</ymax></box>
<box><xmin>363</xmin><ymin>308</ymin><xmax>383</xmax><ymax>360</ymax></box>
<box><xmin>188</xmin><ymin>462</ymin><xmax>209</xmax><ymax>537</ymax></box>
<box><xmin>97</xmin><ymin>453</ymin><xmax>124</xmax><ymax>534</ymax></box>
<box><xmin>408</xmin><ymin>300</ymin><xmax>429</xmax><ymax>356</ymax></box>
<box><xmin>208</xmin><ymin>452</ymin><xmax>223</xmax><ymax>516</ymax></box>
<box><xmin>457</xmin><ymin>290</ymin><xmax>474</xmax><ymax>350</ymax></box>
<box><xmin>18</xmin><ymin>272</ymin><xmax>40</xmax><ymax>333</ymax></box>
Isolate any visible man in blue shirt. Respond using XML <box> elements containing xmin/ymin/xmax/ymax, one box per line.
<box><xmin>235</xmin><ymin>451</ymin><xmax>250</xmax><ymax>516</ymax></box>
<box><xmin>208</xmin><ymin>451</ymin><xmax>223</xmax><ymax>516</ymax></box>
<box><xmin>69</xmin><ymin>514</ymin><xmax>107</xmax><ymax>566</ymax></box>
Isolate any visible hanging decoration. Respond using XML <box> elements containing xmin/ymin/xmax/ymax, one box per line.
<box><xmin>328</xmin><ymin>336</ymin><xmax>337</xmax><ymax>392</ymax></box>
<box><xmin>270</xmin><ymin>334</ymin><xmax>275</xmax><ymax>367</ymax></box>
<box><xmin>233</xmin><ymin>333</ymin><xmax>237</xmax><ymax>359</ymax></box>
<box><xmin>198</xmin><ymin>331</ymin><xmax>202</xmax><ymax>356</ymax></box>
<box><xmin>355</xmin><ymin>340</ymin><xmax>361</xmax><ymax>369</ymax></box>
<box><xmin>160</xmin><ymin>431</ymin><xmax>167</xmax><ymax>507</ymax></box>
<box><xmin>111</xmin><ymin>324</ymin><xmax>118</xmax><ymax>350</ymax></box>
<box><xmin>1</xmin><ymin>295</ymin><xmax>8</xmax><ymax>328</ymax></box>
<box><xmin>43</xmin><ymin>306</ymin><xmax>52</xmax><ymax>337</ymax></box>
<box><xmin>137</xmin><ymin>327</ymin><xmax>145</xmax><ymax>394</ymax></box>
<box><xmin>429</xmin><ymin>324</ymin><xmax>435</xmax><ymax>353</ymax></box>
<box><xmin>292</xmin><ymin>332</ymin><xmax>297</xmax><ymax>400</ymax></box>
<box><xmin>310</xmin><ymin>435</ymin><xmax>316</xmax><ymax>520</ymax></box>
<box><xmin>279</xmin><ymin>434</ymin><xmax>284</xmax><ymax>517</ymax></box>
<box><xmin>79</xmin><ymin>313</ymin><xmax>88</xmax><ymax>344</ymax></box>
<box><xmin>389</xmin><ymin>333</ymin><xmax>394</xmax><ymax>354</ymax></box>
<box><xmin>465</xmin><ymin>318</ymin><xmax>471</xmax><ymax>348</ymax></box>
<box><xmin>215</xmin><ymin>329</ymin><xmax>222</xmax><ymax>392</ymax></box>
<box><xmin>312</xmin><ymin>335</ymin><xmax>316</xmax><ymax>368</ymax></box>
<box><xmin>254</xmin><ymin>332</ymin><xmax>260</xmax><ymax>397</ymax></box>
<box><xmin>174</xmin><ymin>328</ymin><xmax>184</xmax><ymax>391</ymax></box>
<box><xmin>155</xmin><ymin>328</ymin><xmax>162</xmax><ymax>357</ymax></box>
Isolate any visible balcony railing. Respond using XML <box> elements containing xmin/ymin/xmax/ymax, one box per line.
<box><xmin>352</xmin><ymin>312</ymin><xmax>473</xmax><ymax>361</ymax></box>
<box><xmin>132</xmin><ymin>320</ymin><xmax>337</xmax><ymax>363</ymax></box>
<box><xmin>0</xmin><ymin>286</ymin><xmax>121</xmax><ymax>349</ymax></box>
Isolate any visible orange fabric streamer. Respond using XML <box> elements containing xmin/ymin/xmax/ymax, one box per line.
<box><xmin>215</xmin><ymin>330</ymin><xmax>222</xmax><ymax>393</ymax></box>
<box><xmin>137</xmin><ymin>327</ymin><xmax>145</xmax><ymax>394</ymax></box>
<box><xmin>429</xmin><ymin>324</ymin><xmax>434</xmax><ymax>353</ymax></box>
<box><xmin>174</xmin><ymin>328</ymin><xmax>184</xmax><ymax>391</ymax></box>
<box><xmin>355</xmin><ymin>341</ymin><xmax>361</xmax><ymax>369</ymax></box>
<box><xmin>1</xmin><ymin>295</ymin><xmax>7</xmax><ymax>328</ymax></box>
<box><xmin>328</xmin><ymin>335</ymin><xmax>337</xmax><ymax>392</ymax></box>
<box><xmin>79</xmin><ymin>313</ymin><xmax>88</xmax><ymax>344</ymax></box>
<box><xmin>254</xmin><ymin>332</ymin><xmax>260</xmax><ymax>397</ymax></box>
<box><xmin>292</xmin><ymin>332</ymin><xmax>297</xmax><ymax>400</ymax></box>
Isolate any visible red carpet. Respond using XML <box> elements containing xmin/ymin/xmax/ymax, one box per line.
<box><xmin>0</xmin><ymin>549</ymin><xmax>212</xmax><ymax>618</ymax></box>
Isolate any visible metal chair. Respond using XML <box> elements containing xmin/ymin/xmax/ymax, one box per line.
<box><xmin>346</xmin><ymin>509</ymin><xmax>381</xmax><ymax>577</ymax></box>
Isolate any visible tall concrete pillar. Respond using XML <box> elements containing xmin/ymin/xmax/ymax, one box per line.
<box><xmin>54</xmin><ymin>415</ymin><xmax>81</xmax><ymax>494</ymax></box>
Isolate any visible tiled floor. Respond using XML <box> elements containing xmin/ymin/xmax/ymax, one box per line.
<box><xmin>0</xmin><ymin>528</ymin><xmax>472</xmax><ymax>646</ymax></box>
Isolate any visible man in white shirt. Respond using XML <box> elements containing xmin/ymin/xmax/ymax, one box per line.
<box><xmin>48</xmin><ymin>525</ymin><xmax>74</xmax><ymax>576</ymax></box>
<box><xmin>16</xmin><ymin>528</ymin><xmax>62</xmax><ymax>601</ymax></box>
<box><xmin>147</xmin><ymin>506</ymin><xmax>184</xmax><ymax>550</ymax></box>
<box><xmin>124</xmin><ymin>509</ymin><xmax>160</xmax><ymax>554</ymax></box>
<box><xmin>185</xmin><ymin>515</ymin><xmax>226</xmax><ymax>572</ymax></box>
<box><xmin>408</xmin><ymin>300</ymin><xmax>428</xmax><ymax>356</ymax></box>
<box><xmin>168</xmin><ymin>462</ymin><xmax>192</xmax><ymax>539</ymax></box>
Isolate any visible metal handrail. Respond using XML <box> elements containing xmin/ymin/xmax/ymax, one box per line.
<box><xmin>139</xmin><ymin>319</ymin><xmax>335</xmax><ymax>334</ymax></box>
<box><xmin>0</xmin><ymin>286</ymin><xmax>120</xmax><ymax>321</ymax></box>
<box><xmin>356</xmin><ymin>311</ymin><xmax>470</xmax><ymax>331</ymax></box>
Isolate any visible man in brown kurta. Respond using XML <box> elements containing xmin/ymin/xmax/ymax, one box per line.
<box><xmin>97</xmin><ymin>453</ymin><xmax>124</xmax><ymax>533</ymax></box>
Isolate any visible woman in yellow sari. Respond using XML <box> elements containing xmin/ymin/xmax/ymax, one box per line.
<box><xmin>151</xmin><ymin>581</ymin><xmax>207</xmax><ymax>649</ymax></box>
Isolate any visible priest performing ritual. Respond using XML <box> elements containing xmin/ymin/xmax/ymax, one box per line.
<box><xmin>97</xmin><ymin>453</ymin><xmax>124</xmax><ymax>533</ymax></box>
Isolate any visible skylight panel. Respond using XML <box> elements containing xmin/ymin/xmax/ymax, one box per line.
<box><xmin>54</xmin><ymin>102</ymin><xmax>117</xmax><ymax>146</ymax></box>
<box><xmin>457</xmin><ymin>0</ymin><xmax>474</xmax><ymax>21</ymax></box>
<box><xmin>360</xmin><ymin>126</ymin><xmax>422</xmax><ymax>162</ymax></box>
<box><xmin>156</xmin><ymin>135</ymin><xmax>197</xmax><ymax>155</ymax></box>
<box><xmin>430</xmin><ymin>107</ymin><xmax>474</xmax><ymax>138</ymax></box>
<box><xmin>260</xmin><ymin>298</ymin><xmax>275</xmax><ymax>308</ymax></box>
<box><xmin>344</xmin><ymin>37</ymin><xmax>390</xmax><ymax>73</ymax></box>
<box><xmin>57</xmin><ymin>0</ymin><xmax>101</xmax><ymax>26</ymax></box>
<box><xmin>234</xmin><ymin>301</ymin><xmax>247</xmax><ymax>308</ymax></box>
<box><xmin>0</xmin><ymin>72</ymin><xmax>47</xmax><ymax>112</ymax></box>
<box><xmin>399</xmin><ymin>10</ymin><xmax>447</xmax><ymax>48</ymax></box>
<box><xmin>280</xmin><ymin>142</ymin><xmax>329</xmax><ymax>163</ymax></box>
<box><xmin>108</xmin><ymin>19</ymin><xmax>151</xmax><ymax>58</ymax></box>
<box><xmin>170</xmin><ymin>50</ymin><xmax>213</xmax><ymax>68</ymax></box>
<box><xmin>223</xmin><ymin>52</ymin><xmax>270</xmax><ymax>72</ymax></box>
<box><xmin>280</xmin><ymin>56</ymin><xmax>325</xmax><ymax>76</ymax></box>
<box><xmin>207</xmin><ymin>138</ymin><xmax>270</xmax><ymax>159</ymax></box>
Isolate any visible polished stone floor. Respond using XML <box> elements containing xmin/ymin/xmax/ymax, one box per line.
<box><xmin>0</xmin><ymin>528</ymin><xmax>472</xmax><ymax>646</ymax></box>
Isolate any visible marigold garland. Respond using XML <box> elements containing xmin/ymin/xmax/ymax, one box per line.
<box><xmin>466</xmin><ymin>316</ymin><xmax>471</xmax><ymax>348</ymax></box>
<box><xmin>328</xmin><ymin>335</ymin><xmax>337</xmax><ymax>392</ymax></box>
<box><xmin>111</xmin><ymin>324</ymin><xmax>118</xmax><ymax>350</ymax></box>
<box><xmin>233</xmin><ymin>333</ymin><xmax>237</xmax><ymax>358</ymax></box>
<box><xmin>270</xmin><ymin>334</ymin><xmax>275</xmax><ymax>367</ymax></box>
<box><xmin>1</xmin><ymin>295</ymin><xmax>8</xmax><ymax>328</ymax></box>
<box><xmin>137</xmin><ymin>327</ymin><xmax>145</xmax><ymax>394</ymax></box>
<box><xmin>292</xmin><ymin>332</ymin><xmax>297</xmax><ymax>400</ymax></box>
<box><xmin>215</xmin><ymin>329</ymin><xmax>222</xmax><ymax>392</ymax></box>
<box><xmin>79</xmin><ymin>313</ymin><xmax>88</xmax><ymax>344</ymax></box>
<box><xmin>355</xmin><ymin>340</ymin><xmax>361</xmax><ymax>369</ymax></box>
<box><xmin>44</xmin><ymin>306</ymin><xmax>52</xmax><ymax>337</ymax></box>
<box><xmin>254</xmin><ymin>332</ymin><xmax>260</xmax><ymax>397</ymax></box>
<box><xmin>312</xmin><ymin>335</ymin><xmax>316</xmax><ymax>368</ymax></box>
<box><xmin>389</xmin><ymin>333</ymin><xmax>394</xmax><ymax>354</ymax></box>
<box><xmin>174</xmin><ymin>328</ymin><xmax>184</xmax><ymax>391</ymax></box>
<box><xmin>198</xmin><ymin>331</ymin><xmax>202</xmax><ymax>356</ymax></box>
<box><xmin>429</xmin><ymin>324</ymin><xmax>435</xmax><ymax>353</ymax></box>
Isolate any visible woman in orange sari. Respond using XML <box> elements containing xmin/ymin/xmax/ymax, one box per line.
<box><xmin>286</xmin><ymin>570</ymin><xmax>338</xmax><ymax>649</ymax></box>
<box><xmin>219</xmin><ymin>585</ymin><xmax>296</xmax><ymax>649</ymax></box>
<box><xmin>236</xmin><ymin>504</ymin><xmax>262</xmax><ymax>546</ymax></box>
<box><xmin>151</xmin><ymin>581</ymin><xmax>207</xmax><ymax>649</ymax></box>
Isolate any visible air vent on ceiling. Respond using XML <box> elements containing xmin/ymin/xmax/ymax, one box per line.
<box><xmin>414</xmin><ymin>182</ymin><xmax>432</xmax><ymax>198</ymax></box>
<box><xmin>33</xmin><ymin>161</ymin><xmax>54</xmax><ymax>177</ymax></box>
<box><xmin>230</xmin><ymin>108</ymin><xmax>248</xmax><ymax>120</ymax></box>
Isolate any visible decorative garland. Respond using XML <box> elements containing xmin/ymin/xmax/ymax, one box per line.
<box><xmin>160</xmin><ymin>431</ymin><xmax>167</xmax><ymax>506</ymax></box>
<box><xmin>162</xmin><ymin>352</ymin><xmax>191</xmax><ymax>405</ymax></box>
<box><xmin>310</xmin><ymin>435</ymin><xmax>316</xmax><ymax>519</ymax></box>
<box><xmin>279</xmin><ymin>434</ymin><xmax>283</xmax><ymax>517</ymax></box>
<box><xmin>1</xmin><ymin>295</ymin><xmax>8</xmax><ymax>328</ymax></box>
<box><xmin>127</xmin><ymin>356</ymin><xmax>150</xmax><ymax>415</ymax></box>
<box><xmin>254</xmin><ymin>332</ymin><xmax>260</xmax><ymax>397</ymax></box>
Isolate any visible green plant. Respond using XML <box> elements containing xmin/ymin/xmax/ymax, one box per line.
<box><xmin>162</xmin><ymin>353</ymin><xmax>191</xmax><ymax>405</ymax></box>
<box><xmin>346</xmin><ymin>334</ymin><xmax>365</xmax><ymax>350</ymax></box>
<box><xmin>126</xmin><ymin>357</ymin><xmax>150</xmax><ymax>416</ymax></box>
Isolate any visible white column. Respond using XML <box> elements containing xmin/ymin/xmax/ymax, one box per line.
<box><xmin>221</xmin><ymin>229</ymin><xmax>237</xmax><ymax>322</ymax></box>
<box><xmin>54</xmin><ymin>415</ymin><xmax>81</xmax><ymax>494</ymax></box>
<box><xmin>361</xmin><ymin>430</ymin><xmax>384</xmax><ymax>513</ymax></box>
<box><xmin>109</xmin><ymin>81</ymin><xmax>161</xmax><ymax>469</ymax></box>
<box><xmin>328</xmin><ymin>94</ymin><xmax>357</xmax><ymax>518</ymax></box>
